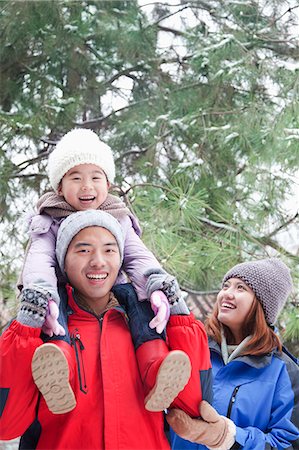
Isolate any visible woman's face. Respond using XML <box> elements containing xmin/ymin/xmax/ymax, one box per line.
<box><xmin>217</xmin><ymin>277</ymin><xmax>256</xmax><ymax>343</ymax></box>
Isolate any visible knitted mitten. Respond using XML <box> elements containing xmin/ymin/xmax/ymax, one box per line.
<box><xmin>17</xmin><ymin>288</ymin><xmax>49</xmax><ymax>328</ymax></box>
<box><xmin>145</xmin><ymin>268</ymin><xmax>190</xmax><ymax>316</ymax></box>
<box><xmin>167</xmin><ymin>401</ymin><xmax>236</xmax><ymax>450</ymax></box>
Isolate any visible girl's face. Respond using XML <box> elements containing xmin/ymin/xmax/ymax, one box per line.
<box><xmin>217</xmin><ymin>277</ymin><xmax>255</xmax><ymax>343</ymax></box>
<box><xmin>58</xmin><ymin>164</ymin><xmax>110</xmax><ymax>211</ymax></box>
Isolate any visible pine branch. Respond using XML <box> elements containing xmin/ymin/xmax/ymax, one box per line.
<box><xmin>122</xmin><ymin>181</ymin><xmax>299</xmax><ymax>261</ymax></box>
<box><xmin>258</xmin><ymin>236</ymin><xmax>299</xmax><ymax>261</ymax></box>
<box><xmin>74</xmin><ymin>102</ymin><xmax>138</xmax><ymax>129</ymax></box>
<box><xmin>115</xmin><ymin>129</ymin><xmax>172</xmax><ymax>164</ymax></box>
<box><xmin>103</xmin><ymin>64</ymin><xmax>146</xmax><ymax>87</ymax></box>
<box><xmin>202</xmin><ymin>205</ymin><xmax>299</xmax><ymax>261</ymax></box>
<box><xmin>10</xmin><ymin>173</ymin><xmax>46</xmax><ymax>180</ymax></box>
<box><xmin>40</xmin><ymin>137</ymin><xmax>58</xmax><ymax>146</ymax></box>
<box><xmin>76</xmin><ymin>74</ymin><xmax>280</xmax><ymax>130</ymax></box>
<box><xmin>271</xmin><ymin>5</ymin><xmax>299</xmax><ymax>25</ymax></box>
<box><xmin>256</xmin><ymin>42</ymin><xmax>299</xmax><ymax>60</ymax></box>
<box><xmin>74</xmin><ymin>80</ymin><xmax>211</xmax><ymax>129</ymax></box>
<box><xmin>15</xmin><ymin>152</ymin><xmax>49</xmax><ymax>173</ymax></box>
<box><xmin>157</xmin><ymin>25</ymin><xmax>185</xmax><ymax>36</ymax></box>
<box><xmin>115</xmin><ymin>148</ymin><xmax>148</xmax><ymax>163</ymax></box>
<box><xmin>147</xmin><ymin>5</ymin><xmax>190</xmax><ymax>28</ymax></box>
<box><xmin>265</xmin><ymin>213</ymin><xmax>299</xmax><ymax>239</ymax></box>
<box><xmin>197</xmin><ymin>217</ymin><xmax>237</xmax><ymax>233</ymax></box>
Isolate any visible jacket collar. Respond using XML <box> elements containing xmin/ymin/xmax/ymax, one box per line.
<box><xmin>66</xmin><ymin>284</ymin><xmax>126</xmax><ymax>319</ymax></box>
<box><xmin>208</xmin><ymin>336</ymin><xmax>274</xmax><ymax>369</ymax></box>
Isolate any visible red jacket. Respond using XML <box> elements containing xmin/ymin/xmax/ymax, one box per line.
<box><xmin>0</xmin><ymin>286</ymin><xmax>212</xmax><ymax>449</ymax></box>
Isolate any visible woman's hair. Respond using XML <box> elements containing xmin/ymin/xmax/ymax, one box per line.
<box><xmin>205</xmin><ymin>295</ymin><xmax>282</xmax><ymax>355</ymax></box>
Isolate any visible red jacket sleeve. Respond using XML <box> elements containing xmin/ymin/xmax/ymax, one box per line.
<box><xmin>166</xmin><ymin>314</ymin><xmax>212</xmax><ymax>417</ymax></box>
<box><xmin>0</xmin><ymin>320</ymin><xmax>43</xmax><ymax>439</ymax></box>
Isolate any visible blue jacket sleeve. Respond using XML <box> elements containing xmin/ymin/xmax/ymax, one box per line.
<box><xmin>235</xmin><ymin>359</ymin><xmax>299</xmax><ymax>449</ymax></box>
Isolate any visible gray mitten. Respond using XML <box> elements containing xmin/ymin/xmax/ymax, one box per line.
<box><xmin>144</xmin><ymin>268</ymin><xmax>181</xmax><ymax>305</ymax></box>
<box><xmin>17</xmin><ymin>288</ymin><xmax>49</xmax><ymax>328</ymax></box>
<box><xmin>144</xmin><ymin>268</ymin><xmax>189</xmax><ymax>315</ymax></box>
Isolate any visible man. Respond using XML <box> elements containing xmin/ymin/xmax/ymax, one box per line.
<box><xmin>0</xmin><ymin>210</ymin><xmax>212</xmax><ymax>449</ymax></box>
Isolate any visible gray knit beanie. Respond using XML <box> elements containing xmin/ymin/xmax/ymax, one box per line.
<box><xmin>56</xmin><ymin>210</ymin><xmax>124</xmax><ymax>273</ymax></box>
<box><xmin>48</xmin><ymin>128</ymin><xmax>115</xmax><ymax>191</ymax></box>
<box><xmin>222</xmin><ymin>258</ymin><xmax>293</xmax><ymax>325</ymax></box>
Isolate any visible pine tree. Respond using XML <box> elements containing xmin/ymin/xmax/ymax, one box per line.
<box><xmin>0</xmin><ymin>1</ymin><xmax>298</xmax><ymax>339</ymax></box>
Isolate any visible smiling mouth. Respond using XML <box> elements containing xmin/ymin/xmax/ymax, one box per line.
<box><xmin>87</xmin><ymin>273</ymin><xmax>108</xmax><ymax>280</ymax></box>
<box><xmin>221</xmin><ymin>302</ymin><xmax>236</xmax><ymax>309</ymax></box>
<box><xmin>79</xmin><ymin>196</ymin><xmax>96</xmax><ymax>202</ymax></box>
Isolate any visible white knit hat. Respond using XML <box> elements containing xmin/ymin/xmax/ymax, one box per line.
<box><xmin>56</xmin><ymin>210</ymin><xmax>124</xmax><ymax>272</ymax></box>
<box><xmin>48</xmin><ymin>128</ymin><xmax>115</xmax><ymax>191</ymax></box>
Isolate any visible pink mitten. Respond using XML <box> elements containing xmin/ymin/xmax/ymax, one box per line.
<box><xmin>149</xmin><ymin>290</ymin><xmax>170</xmax><ymax>334</ymax></box>
<box><xmin>42</xmin><ymin>300</ymin><xmax>66</xmax><ymax>337</ymax></box>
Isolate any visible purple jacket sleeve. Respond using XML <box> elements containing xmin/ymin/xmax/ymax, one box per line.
<box><xmin>21</xmin><ymin>214</ymin><xmax>60</xmax><ymax>304</ymax></box>
<box><xmin>117</xmin><ymin>215</ymin><xmax>162</xmax><ymax>301</ymax></box>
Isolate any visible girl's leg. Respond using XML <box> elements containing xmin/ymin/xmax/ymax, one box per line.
<box><xmin>112</xmin><ymin>284</ymin><xmax>191</xmax><ymax>412</ymax></box>
<box><xmin>31</xmin><ymin>285</ymin><xmax>76</xmax><ymax>414</ymax></box>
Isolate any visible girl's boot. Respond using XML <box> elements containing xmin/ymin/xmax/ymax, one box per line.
<box><xmin>136</xmin><ymin>339</ymin><xmax>191</xmax><ymax>412</ymax></box>
<box><xmin>31</xmin><ymin>341</ymin><xmax>76</xmax><ymax>414</ymax></box>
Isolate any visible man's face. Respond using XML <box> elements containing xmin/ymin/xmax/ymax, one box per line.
<box><xmin>64</xmin><ymin>226</ymin><xmax>121</xmax><ymax>313</ymax></box>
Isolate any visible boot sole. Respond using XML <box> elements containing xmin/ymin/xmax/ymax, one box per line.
<box><xmin>145</xmin><ymin>350</ymin><xmax>191</xmax><ymax>412</ymax></box>
<box><xmin>31</xmin><ymin>343</ymin><xmax>76</xmax><ymax>414</ymax></box>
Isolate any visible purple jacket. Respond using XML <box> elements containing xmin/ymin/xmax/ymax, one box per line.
<box><xmin>22</xmin><ymin>212</ymin><xmax>161</xmax><ymax>304</ymax></box>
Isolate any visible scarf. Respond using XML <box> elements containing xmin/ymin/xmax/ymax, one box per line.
<box><xmin>220</xmin><ymin>327</ymin><xmax>252</xmax><ymax>364</ymax></box>
<box><xmin>37</xmin><ymin>191</ymin><xmax>131</xmax><ymax>221</ymax></box>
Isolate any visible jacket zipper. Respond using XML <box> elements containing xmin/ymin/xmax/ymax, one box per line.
<box><xmin>227</xmin><ymin>386</ymin><xmax>240</xmax><ymax>419</ymax></box>
<box><xmin>71</xmin><ymin>331</ymin><xmax>88</xmax><ymax>394</ymax></box>
<box><xmin>69</xmin><ymin>310</ymin><xmax>105</xmax><ymax>395</ymax></box>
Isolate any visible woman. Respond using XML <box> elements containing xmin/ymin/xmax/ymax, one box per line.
<box><xmin>167</xmin><ymin>258</ymin><xmax>299</xmax><ymax>450</ymax></box>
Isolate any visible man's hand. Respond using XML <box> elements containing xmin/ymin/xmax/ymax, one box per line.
<box><xmin>166</xmin><ymin>401</ymin><xmax>236</xmax><ymax>450</ymax></box>
<box><xmin>149</xmin><ymin>291</ymin><xmax>170</xmax><ymax>334</ymax></box>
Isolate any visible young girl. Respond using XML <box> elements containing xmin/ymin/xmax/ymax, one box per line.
<box><xmin>167</xmin><ymin>258</ymin><xmax>299</xmax><ymax>450</ymax></box>
<box><xmin>18</xmin><ymin>128</ymin><xmax>211</xmax><ymax>415</ymax></box>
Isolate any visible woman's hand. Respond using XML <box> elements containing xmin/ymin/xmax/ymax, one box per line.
<box><xmin>166</xmin><ymin>400</ymin><xmax>236</xmax><ymax>450</ymax></box>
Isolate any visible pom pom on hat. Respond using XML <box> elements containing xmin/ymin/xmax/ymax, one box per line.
<box><xmin>56</xmin><ymin>210</ymin><xmax>124</xmax><ymax>273</ymax></box>
<box><xmin>222</xmin><ymin>258</ymin><xmax>293</xmax><ymax>325</ymax></box>
<box><xmin>48</xmin><ymin>128</ymin><xmax>115</xmax><ymax>191</ymax></box>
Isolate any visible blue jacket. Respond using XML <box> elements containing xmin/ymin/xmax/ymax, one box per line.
<box><xmin>171</xmin><ymin>339</ymin><xmax>299</xmax><ymax>450</ymax></box>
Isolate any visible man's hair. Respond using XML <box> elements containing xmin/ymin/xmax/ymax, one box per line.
<box><xmin>205</xmin><ymin>296</ymin><xmax>282</xmax><ymax>355</ymax></box>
